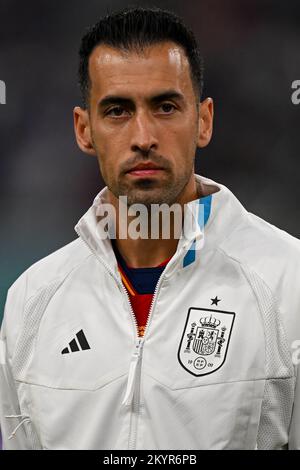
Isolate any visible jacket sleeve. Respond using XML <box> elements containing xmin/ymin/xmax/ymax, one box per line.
<box><xmin>275</xmin><ymin>253</ymin><xmax>300</xmax><ymax>450</ymax></box>
<box><xmin>288</xmin><ymin>347</ymin><xmax>300</xmax><ymax>449</ymax></box>
<box><xmin>284</xmin><ymin>292</ymin><xmax>300</xmax><ymax>449</ymax></box>
<box><xmin>0</xmin><ymin>273</ymin><xmax>40</xmax><ymax>450</ymax></box>
<box><xmin>280</xmin><ymin>285</ymin><xmax>300</xmax><ymax>450</ymax></box>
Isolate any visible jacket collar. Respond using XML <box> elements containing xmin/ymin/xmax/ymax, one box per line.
<box><xmin>74</xmin><ymin>174</ymin><xmax>247</xmax><ymax>273</ymax></box>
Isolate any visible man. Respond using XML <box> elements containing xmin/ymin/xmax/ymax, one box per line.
<box><xmin>0</xmin><ymin>7</ymin><xmax>299</xmax><ymax>450</ymax></box>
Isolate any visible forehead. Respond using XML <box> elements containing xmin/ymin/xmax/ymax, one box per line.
<box><xmin>88</xmin><ymin>41</ymin><xmax>194</xmax><ymax>99</ymax></box>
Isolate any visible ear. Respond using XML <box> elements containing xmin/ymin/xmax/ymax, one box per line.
<box><xmin>197</xmin><ymin>97</ymin><xmax>214</xmax><ymax>148</ymax></box>
<box><xmin>73</xmin><ymin>106</ymin><xmax>97</xmax><ymax>156</ymax></box>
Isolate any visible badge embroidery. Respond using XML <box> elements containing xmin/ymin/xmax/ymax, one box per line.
<box><xmin>178</xmin><ymin>307</ymin><xmax>235</xmax><ymax>376</ymax></box>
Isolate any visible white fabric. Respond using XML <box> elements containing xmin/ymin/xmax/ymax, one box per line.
<box><xmin>1</xmin><ymin>175</ymin><xmax>300</xmax><ymax>450</ymax></box>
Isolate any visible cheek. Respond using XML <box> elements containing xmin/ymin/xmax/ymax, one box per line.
<box><xmin>170</xmin><ymin>112</ymin><xmax>198</xmax><ymax>141</ymax></box>
<box><xmin>95</xmin><ymin>143</ymin><xmax>124</xmax><ymax>184</ymax></box>
<box><xmin>97</xmin><ymin>153</ymin><xmax>114</xmax><ymax>179</ymax></box>
<box><xmin>93</xmin><ymin>122</ymin><xmax>128</xmax><ymax>156</ymax></box>
<box><xmin>168</xmin><ymin>123</ymin><xmax>198</xmax><ymax>159</ymax></box>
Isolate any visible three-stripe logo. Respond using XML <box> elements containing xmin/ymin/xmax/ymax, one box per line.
<box><xmin>61</xmin><ymin>329</ymin><xmax>91</xmax><ymax>354</ymax></box>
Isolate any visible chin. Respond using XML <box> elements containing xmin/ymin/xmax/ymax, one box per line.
<box><xmin>127</xmin><ymin>190</ymin><xmax>176</xmax><ymax>208</ymax></box>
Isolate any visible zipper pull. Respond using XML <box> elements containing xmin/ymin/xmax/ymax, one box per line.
<box><xmin>122</xmin><ymin>338</ymin><xmax>144</xmax><ymax>407</ymax></box>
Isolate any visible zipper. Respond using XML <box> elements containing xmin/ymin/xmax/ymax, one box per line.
<box><xmin>75</xmin><ymin>225</ymin><xmax>185</xmax><ymax>449</ymax></box>
<box><xmin>126</xmin><ymin>240</ymin><xmax>194</xmax><ymax>450</ymax></box>
<box><xmin>75</xmin><ymin>228</ymin><xmax>148</xmax><ymax>449</ymax></box>
<box><xmin>126</xmin><ymin>268</ymin><xmax>168</xmax><ymax>450</ymax></box>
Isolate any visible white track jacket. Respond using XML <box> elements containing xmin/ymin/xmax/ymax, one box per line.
<box><xmin>1</xmin><ymin>175</ymin><xmax>300</xmax><ymax>450</ymax></box>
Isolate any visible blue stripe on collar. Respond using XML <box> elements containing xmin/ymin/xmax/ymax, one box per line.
<box><xmin>183</xmin><ymin>194</ymin><xmax>212</xmax><ymax>268</ymax></box>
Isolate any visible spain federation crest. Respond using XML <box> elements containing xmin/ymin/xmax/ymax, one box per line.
<box><xmin>178</xmin><ymin>307</ymin><xmax>235</xmax><ymax>376</ymax></box>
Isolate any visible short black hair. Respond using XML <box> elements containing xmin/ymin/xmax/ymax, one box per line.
<box><xmin>78</xmin><ymin>7</ymin><xmax>204</xmax><ymax>109</ymax></box>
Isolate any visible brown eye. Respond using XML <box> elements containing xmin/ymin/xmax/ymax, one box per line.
<box><xmin>160</xmin><ymin>103</ymin><xmax>176</xmax><ymax>113</ymax></box>
<box><xmin>107</xmin><ymin>106</ymin><xmax>127</xmax><ymax>117</ymax></box>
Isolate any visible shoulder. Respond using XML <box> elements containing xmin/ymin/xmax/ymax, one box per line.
<box><xmin>1</xmin><ymin>237</ymin><xmax>91</xmax><ymax>357</ymax></box>
<box><xmin>10</xmin><ymin>237</ymin><xmax>91</xmax><ymax>299</ymax></box>
<box><xmin>219</xmin><ymin>212</ymin><xmax>300</xmax><ymax>344</ymax></box>
<box><xmin>23</xmin><ymin>237</ymin><xmax>92</xmax><ymax>297</ymax></box>
<box><xmin>220</xmin><ymin>212</ymin><xmax>300</xmax><ymax>277</ymax></box>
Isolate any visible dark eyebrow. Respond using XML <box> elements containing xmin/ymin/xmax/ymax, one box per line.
<box><xmin>150</xmin><ymin>90</ymin><xmax>185</xmax><ymax>104</ymax></box>
<box><xmin>98</xmin><ymin>89</ymin><xmax>185</xmax><ymax>111</ymax></box>
<box><xmin>98</xmin><ymin>96</ymin><xmax>133</xmax><ymax>110</ymax></box>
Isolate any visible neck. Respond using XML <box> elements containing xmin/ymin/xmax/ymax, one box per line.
<box><xmin>109</xmin><ymin>174</ymin><xmax>202</xmax><ymax>268</ymax></box>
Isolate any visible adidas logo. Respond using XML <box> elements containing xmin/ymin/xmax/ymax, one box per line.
<box><xmin>61</xmin><ymin>329</ymin><xmax>91</xmax><ymax>354</ymax></box>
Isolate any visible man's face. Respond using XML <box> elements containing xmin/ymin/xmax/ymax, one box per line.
<box><xmin>77</xmin><ymin>42</ymin><xmax>209</xmax><ymax>206</ymax></box>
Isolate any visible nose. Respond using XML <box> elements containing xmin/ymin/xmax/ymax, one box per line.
<box><xmin>130</xmin><ymin>111</ymin><xmax>159</xmax><ymax>155</ymax></box>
